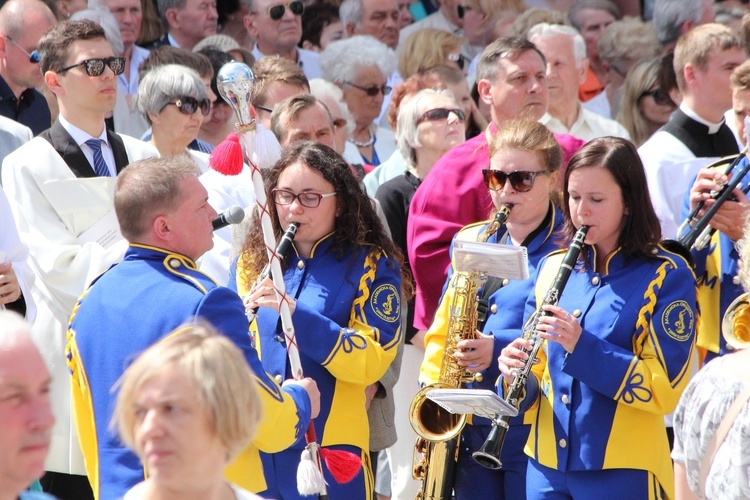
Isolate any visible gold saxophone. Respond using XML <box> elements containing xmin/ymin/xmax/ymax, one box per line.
<box><xmin>723</xmin><ymin>292</ymin><xmax>750</xmax><ymax>350</ymax></box>
<box><xmin>409</xmin><ymin>205</ymin><xmax>511</xmax><ymax>500</ymax></box>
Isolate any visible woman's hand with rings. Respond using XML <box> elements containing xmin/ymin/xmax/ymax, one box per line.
<box><xmin>498</xmin><ymin>337</ymin><xmax>533</xmax><ymax>385</ymax></box>
<box><xmin>536</xmin><ymin>304</ymin><xmax>581</xmax><ymax>353</ymax></box>
<box><xmin>245</xmin><ymin>277</ymin><xmax>296</xmax><ymax>314</ymax></box>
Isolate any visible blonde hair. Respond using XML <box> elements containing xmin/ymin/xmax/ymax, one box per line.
<box><xmin>617</xmin><ymin>58</ymin><xmax>662</xmax><ymax>147</ymax></box>
<box><xmin>397</xmin><ymin>29</ymin><xmax>465</xmax><ymax>79</ymax></box>
<box><xmin>673</xmin><ymin>23</ymin><xmax>743</xmax><ymax>92</ymax></box>
<box><xmin>113</xmin><ymin>322</ymin><xmax>263</xmax><ymax>462</ymax></box>
<box><xmin>731</xmin><ymin>59</ymin><xmax>750</xmax><ymax>91</ymax></box>
<box><xmin>597</xmin><ymin>16</ymin><xmax>660</xmax><ymax>68</ymax></box>
<box><xmin>489</xmin><ymin>118</ymin><xmax>562</xmax><ymax>173</ymax></box>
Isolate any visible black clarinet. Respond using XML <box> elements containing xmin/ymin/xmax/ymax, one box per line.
<box><xmin>247</xmin><ymin>223</ymin><xmax>299</xmax><ymax>317</ymax></box>
<box><xmin>473</xmin><ymin>225</ymin><xmax>589</xmax><ymax>469</ymax></box>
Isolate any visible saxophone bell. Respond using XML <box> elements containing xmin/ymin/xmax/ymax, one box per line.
<box><xmin>723</xmin><ymin>292</ymin><xmax>750</xmax><ymax>350</ymax></box>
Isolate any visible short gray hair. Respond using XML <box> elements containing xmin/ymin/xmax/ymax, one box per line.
<box><xmin>339</xmin><ymin>0</ymin><xmax>362</xmax><ymax>30</ymax></box>
<box><xmin>156</xmin><ymin>0</ymin><xmax>187</xmax><ymax>27</ymax></box>
<box><xmin>396</xmin><ymin>89</ymin><xmax>456</xmax><ymax>168</ymax></box>
<box><xmin>309</xmin><ymin>78</ymin><xmax>355</xmax><ymax>137</ymax></box>
<box><xmin>528</xmin><ymin>22</ymin><xmax>586</xmax><ymax>65</ymax></box>
<box><xmin>567</xmin><ymin>0</ymin><xmax>620</xmax><ymax>31</ymax></box>
<box><xmin>476</xmin><ymin>36</ymin><xmax>546</xmax><ymax>84</ymax></box>
<box><xmin>320</xmin><ymin>35</ymin><xmax>395</xmax><ymax>83</ymax></box>
<box><xmin>133</xmin><ymin>64</ymin><xmax>209</xmax><ymax>124</ymax></box>
<box><xmin>270</xmin><ymin>93</ymin><xmax>333</xmax><ymax>142</ymax></box>
<box><xmin>0</xmin><ymin>310</ymin><xmax>33</xmax><ymax>350</ymax></box>
<box><xmin>653</xmin><ymin>0</ymin><xmax>706</xmax><ymax>46</ymax></box>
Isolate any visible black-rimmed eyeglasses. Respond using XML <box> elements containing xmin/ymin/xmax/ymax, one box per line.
<box><xmin>482</xmin><ymin>169</ymin><xmax>548</xmax><ymax>193</ymax></box>
<box><xmin>345</xmin><ymin>82</ymin><xmax>392</xmax><ymax>96</ymax></box>
<box><xmin>167</xmin><ymin>96</ymin><xmax>211</xmax><ymax>116</ymax></box>
<box><xmin>5</xmin><ymin>36</ymin><xmax>40</xmax><ymax>63</ymax></box>
<box><xmin>272</xmin><ymin>189</ymin><xmax>336</xmax><ymax>208</ymax></box>
<box><xmin>447</xmin><ymin>52</ymin><xmax>471</xmax><ymax>71</ymax></box>
<box><xmin>267</xmin><ymin>0</ymin><xmax>304</xmax><ymax>20</ymax></box>
<box><xmin>59</xmin><ymin>57</ymin><xmax>126</xmax><ymax>76</ymax></box>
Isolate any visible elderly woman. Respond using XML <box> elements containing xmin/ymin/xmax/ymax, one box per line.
<box><xmin>398</xmin><ymin>29</ymin><xmax>468</xmax><ymax>79</ymax></box>
<box><xmin>320</xmin><ymin>35</ymin><xmax>397</xmax><ymax>167</ymax></box>
<box><xmin>617</xmin><ymin>58</ymin><xmax>676</xmax><ymax>147</ymax></box>
<box><xmin>114</xmin><ymin>322</ymin><xmax>264</xmax><ymax>500</ymax></box>
<box><xmin>134</xmin><ymin>64</ymin><xmax>211</xmax><ymax>171</ymax></box>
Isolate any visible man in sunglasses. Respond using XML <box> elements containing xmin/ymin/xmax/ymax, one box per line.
<box><xmin>243</xmin><ymin>0</ymin><xmax>322</xmax><ymax>80</ymax></box>
<box><xmin>406</xmin><ymin>36</ymin><xmax>584</xmax><ymax>336</ymax></box>
<box><xmin>0</xmin><ymin>0</ymin><xmax>56</xmax><ymax>136</ymax></box>
<box><xmin>1</xmin><ymin>19</ymin><xmax>158</xmax><ymax>500</ymax></box>
<box><xmin>530</xmin><ymin>23</ymin><xmax>631</xmax><ymax>142</ymax></box>
<box><xmin>640</xmin><ymin>23</ymin><xmax>746</xmax><ymax>240</ymax></box>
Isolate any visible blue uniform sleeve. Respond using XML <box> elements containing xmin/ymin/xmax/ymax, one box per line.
<box><xmin>562</xmin><ymin>261</ymin><xmax>696</xmax><ymax>415</ymax></box>
<box><xmin>196</xmin><ymin>286</ymin><xmax>311</xmax><ymax>451</ymax></box>
<box><xmin>293</xmin><ymin>250</ymin><xmax>402</xmax><ymax>385</ymax></box>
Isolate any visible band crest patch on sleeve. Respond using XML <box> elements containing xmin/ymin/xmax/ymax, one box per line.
<box><xmin>371</xmin><ymin>284</ymin><xmax>400</xmax><ymax>323</ymax></box>
<box><xmin>662</xmin><ymin>300</ymin><xmax>694</xmax><ymax>342</ymax></box>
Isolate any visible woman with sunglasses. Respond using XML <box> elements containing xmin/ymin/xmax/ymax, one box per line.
<box><xmin>419</xmin><ymin>119</ymin><xmax>564</xmax><ymax>499</ymax></box>
<box><xmin>230</xmin><ymin>142</ymin><xmax>408</xmax><ymax>500</ymax></box>
<box><xmin>617</xmin><ymin>58</ymin><xmax>676</xmax><ymax>147</ymax></box>
<box><xmin>134</xmin><ymin>64</ymin><xmax>211</xmax><ymax>170</ymax></box>
<box><xmin>320</xmin><ymin>36</ymin><xmax>397</xmax><ymax>167</ymax></box>
<box><xmin>498</xmin><ymin>137</ymin><xmax>696</xmax><ymax>499</ymax></box>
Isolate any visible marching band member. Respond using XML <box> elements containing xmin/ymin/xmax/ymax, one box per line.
<box><xmin>420</xmin><ymin>119</ymin><xmax>564</xmax><ymax>499</ymax></box>
<box><xmin>499</xmin><ymin>137</ymin><xmax>696</xmax><ymax>499</ymax></box>
<box><xmin>231</xmin><ymin>142</ymin><xmax>406</xmax><ymax>499</ymax></box>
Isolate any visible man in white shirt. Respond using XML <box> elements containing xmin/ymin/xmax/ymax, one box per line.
<box><xmin>529</xmin><ymin>23</ymin><xmax>630</xmax><ymax>142</ymax></box>
<box><xmin>2</xmin><ymin>20</ymin><xmax>156</xmax><ymax>499</ymax></box>
<box><xmin>243</xmin><ymin>0</ymin><xmax>321</xmax><ymax>80</ymax></box>
<box><xmin>639</xmin><ymin>23</ymin><xmax>745</xmax><ymax>239</ymax></box>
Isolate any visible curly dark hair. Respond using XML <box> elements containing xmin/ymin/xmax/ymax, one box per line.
<box><xmin>561</xmin><ymin>136</ymin><xmax>661</xmax><ymax>264</ymax></box>
<box><xmin>240</xmin><ymin>142</ymin><xmax>410</xmax><ymax>295</ymax></box>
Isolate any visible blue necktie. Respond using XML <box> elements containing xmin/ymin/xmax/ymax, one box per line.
<box><xmin>85</xmin><ymin>138</ymin><xmax>111</xmax><ymax>177</ymax></box>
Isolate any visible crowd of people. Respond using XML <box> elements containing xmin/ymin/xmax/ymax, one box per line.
<box><xmin>3</xmin><ymin>0</ymin><xmax>750</xmax><ymax>499</ymax></box>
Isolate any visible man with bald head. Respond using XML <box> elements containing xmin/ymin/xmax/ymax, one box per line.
<box><xmin>0</xmin><ymin>0</ymin><xmax>56</xmax><ymax>135</ymax></box>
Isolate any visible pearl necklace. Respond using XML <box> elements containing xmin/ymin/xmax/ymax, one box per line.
<box><xmin>348</xmin><ymin>130</ymin><xmax>375</xmax><ymax>147</ymax></box>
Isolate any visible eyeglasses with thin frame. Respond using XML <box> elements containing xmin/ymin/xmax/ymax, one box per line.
<box><xmin>639</xmin><ymin>88</ymin><xmax>675</xmax><ymax>107</ymax></box>
<box><xmin>59</xmin><ymin>57</ymin><xmax>126</xmax><ymax>76</ymax></box>
<box><xmin>482</xmin><ymin>169</ymin><xmax>548</xmax><ymax>193</ymax></box>
<box><xmin>266</xmin><ymin>0</ymin><xmax>304</xmax><ymax>20</ymax></box>
<box><xmin>417</xmin><ymin>107</ymin><xmax>466</xmax><ymax>124</ymax></box>
<box><xmin>447</xmin><ymin>52</ymin><xmax>471</xmax><ymax>71</ymax></box>
<box><xmin>4</xmin><ymin>36</ymin><xmax>40</xmax><ymax>63</ymax></box>
<box><xmin>272</xmin><ymin>188</ymin><xmax>336</xmax><ymax>208</ymax></box>
<box><xmin>167</xmin><ymin>96</ymin><xmax>211</xmax><ymax>116</ymax></box>
<box><xmin>345</xmin><ymin>82</ymin><xmax>392</xmax><ymax>96</ymax></box>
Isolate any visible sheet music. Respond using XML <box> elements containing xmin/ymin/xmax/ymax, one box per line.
<box><xmin>453</xmin><ymin>241</ymin><xmax>529</xmax><ymax>280</ymax></box>
<box><xmin>76</xmin><ymin>210</ymin><xmax>124</xmax><ymax>250</ymax></box>
<box><xmin>426</xmin><ymin>389</ymin><xmax>518</xmax><ymax>420</ymax></box>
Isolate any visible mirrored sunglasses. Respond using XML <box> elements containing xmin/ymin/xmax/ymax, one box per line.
<box><xmin>482</xmin><ymin>169</ymin><xmax>547</xmax><ymax>193</ymax></box>
<box><xmin>267</xmin><ymin>0</ymin><xmax>304</xmax><ymax>20</ymax></box>
<box><xmin>6</xmin><ymin>36</ymin><xmax>40</xmax><ymax>63</ymax></box>
<box><xmin>417</xmin><ymin>107</ymin><xmax>466</xmax><ymax>124</ymax></box>
<box><xmin>59</xmin><ymin>57</ymin><xmax>126</xmax><ymax>76</ymax></box>
<box><xmin>639</xmin><ymin>88</ymin><xmax>675</xmax><ymax>107</ymax></box>
<box><xmin>168</xmin><ymin>96</ymin><xmax>211</xmax><ymax>116</ymax></box>
<box><xmin>272</xmin><ymin>189</ymin><xmax>336</xmax><ymax>208</ymax></box>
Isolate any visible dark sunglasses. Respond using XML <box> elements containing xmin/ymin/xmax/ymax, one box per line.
<box><xmin>267</xmin><ymin>0</ymin><xmax>304</xmax><ymax>20</ymax></box>
<box><xmin>639</xmin><ymin>88</ymin><xmax>675</xmax><ymax>107</ymax></box>
<box><xmin>168</xmin><ymin>96</ymin><xmax>211</xmax><ymax>116</ymax></box>
<box><xmin>59</xmin><ymin>57</ymin><xmax>126</xmax><ymax>76</ymax></box>
<box><xmin>447</xmin><ymin>52</ymin><xmax>471</xmax><ymax>70</ymax></box>
<box><xmin>457</xmin><ymin>4</ymin><xmax>474</xmax><ymax>19</ymax></box>
<box><xmin>345</xmin><ymin>81</ymin><xmax>392</xmax><ymax>96</ymax></box>
<box><xmin>5</xmin><ymin>36</ymin><xmax>40</xmax><ymax>63</ymax></box>
<box><xmin>417</xmin><ymin>107</ymin><xmax>466</xmax><ymax>124</ymax></box>
<box><xmin>482</xmin><ymin>169</ymin><xmax>547</xmax><ymax>192</ymax></box>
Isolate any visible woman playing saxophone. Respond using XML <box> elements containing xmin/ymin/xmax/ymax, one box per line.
<box><xmin>498</xmin><ymin>137</ymin><xmax>697</xmax><ymax>500</ymax></box>
<box><xmin>418</xmin><ymin>120</ymin><xmax>565</xmax><ymax>499</ymax></box>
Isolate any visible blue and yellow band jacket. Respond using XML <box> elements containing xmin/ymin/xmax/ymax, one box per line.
<box><xmin>66</xmin><ymin>245</ymin><xmax>311</xmax><ymax>499</ymax></box>
<box><xmin>236</xmin><ymin>233</ymin><xmax>403</xmax><ymax>453</ymax></box>
<box><xmin>520</xmin><ymin>245</ymin><xmax>696</xmax><ymax>499</ymax></box>
<box><xmin>420</xmin><ymin>207</ymin><xmax>563</xmax><ymax>467</ymax></box>
<box><xmin>680</xmin><ymin>158</ymin><xmax>746</xmax><ymax>359</ymax></box>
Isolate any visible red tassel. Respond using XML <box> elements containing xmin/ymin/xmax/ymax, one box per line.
<box><xmin>319</xmin><ymin>448</ymin><xmax>361</xmax><ymax>484</ymax></box>
<box><xmin>208</xmin><ymin>133</ymin><xmax>244</xmax><ymax>175</ymax></box>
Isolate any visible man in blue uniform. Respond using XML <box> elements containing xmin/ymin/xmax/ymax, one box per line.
<box><xmin>66</xmin><ymin>155</ymin><xmax>320</xmax><ymax>499</ymax></box>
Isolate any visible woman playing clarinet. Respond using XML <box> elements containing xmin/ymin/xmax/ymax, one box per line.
<box><xmin>498</xmin><ymin>137</ymin><xmax>696</xmax><ymax>499</ymax></box>
<box><xmin>229</xmin><ymin>141</ymin><xmax>407</xmax><ymax>499</ymax></box>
